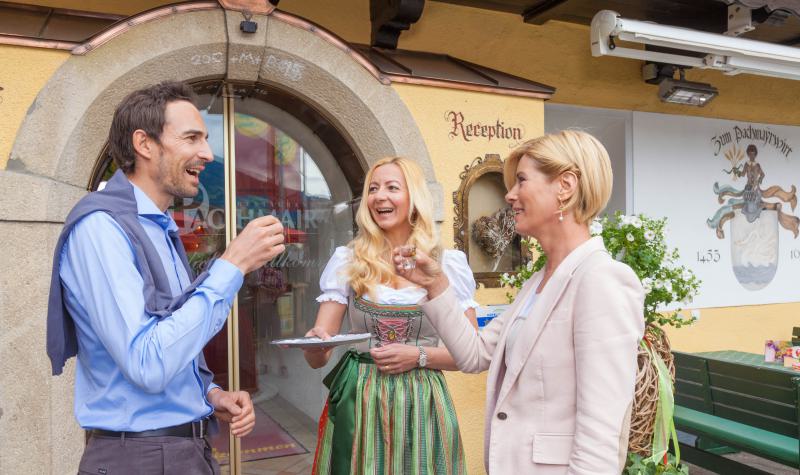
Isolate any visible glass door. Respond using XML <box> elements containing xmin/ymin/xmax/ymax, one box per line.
<box><xmin>228</xmin><ymin>89</ymin><xmax>356</xmax><ymax>474</ymax></box>
<box><xmin>178</xmin><ymin>84</ymin><xmax>359</xmax><ymax>474</ymax></box>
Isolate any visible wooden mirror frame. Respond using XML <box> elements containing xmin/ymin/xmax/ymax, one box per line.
<box><xmin>453</xmin><ymin>154</ymin><xmax>521</xmax><ymax>287</ymax></box>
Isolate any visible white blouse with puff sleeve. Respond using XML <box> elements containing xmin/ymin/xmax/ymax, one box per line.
<box><xmin>316</xmin><ymin>246</ymin><xmax>479</xmax><ymax>311</ymax></box>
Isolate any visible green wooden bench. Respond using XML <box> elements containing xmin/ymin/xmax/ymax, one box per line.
<box><xmin>672</xmin><ymin>350</ymin><xmax>800</xmax><ymax>474</ymax></box>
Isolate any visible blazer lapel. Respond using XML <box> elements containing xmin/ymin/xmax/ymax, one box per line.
<box><xmin>494</xmin><ymin>237</ymin><xmax>607</xmax><ymax>408</ymax></box>
<box><xmin>483</xmin><ymin>274</ymin><xmax>542</xmax><ymax>422</ymax></box>
<box><xmin>493</xmin><ymin>273</ymin><xmax>543</xmax><ymax>360</ymax></box>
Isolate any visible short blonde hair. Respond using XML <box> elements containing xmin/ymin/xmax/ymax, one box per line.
<box><xmin>347</xmin><ymin>157</ymin><xmax>440</xmax><ymax>298</ymax></box>
<box><xmin>503</xmin><ymin>130</ymin><xmax>613</xmax><ymax>225</ymax></box>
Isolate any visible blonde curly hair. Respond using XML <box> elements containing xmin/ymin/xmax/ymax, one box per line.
<box><xmin>346</xmin><ymin>157</ymin><xmax>440</xmax><ymax>298</ymax></box>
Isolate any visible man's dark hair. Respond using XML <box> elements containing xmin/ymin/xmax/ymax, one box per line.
<box><xmin>746</xmin><ymin>144</ymin><xmax>758</xmax><ymax>156</ymax></box>
<box><xmin>108</xmin><ymin>81</ymin><xmax>197</xmax><ymax>174</ymax></box>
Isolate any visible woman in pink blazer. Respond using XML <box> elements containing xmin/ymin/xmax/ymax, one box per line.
<box><xmin>394</xmin><ymin>130</ymin><xmax>645</xmax><ymax>474</ymax></box>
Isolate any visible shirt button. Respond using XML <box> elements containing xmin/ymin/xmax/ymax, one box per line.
<box><xmin>497</xmin><ymin>412</ymin><xmax>507</xmax><ymax>420</ymax></box>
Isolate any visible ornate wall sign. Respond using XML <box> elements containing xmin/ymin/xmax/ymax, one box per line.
<box><xmin>445</xmin><ymin>110</ymin><xmax>525</xmax><ymax>146</ymax></box>
<box><xmin>453</xmin><ymin>154</ymin><xmax>522</xmax><ymax>287</ymax></box>
<box><xmin>635</xmin><ymin>112</ymin><xmax>800</xmax><ymax>308</ymax></box>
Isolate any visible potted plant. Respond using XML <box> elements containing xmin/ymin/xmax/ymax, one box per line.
<box><xmin>501</xmin><ymin>212</ymin><xmax>701</xmax><ymax>474</ymax></box>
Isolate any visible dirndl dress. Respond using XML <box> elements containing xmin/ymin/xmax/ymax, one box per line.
<box><xmin>310</xmin><ymin>247</ymin><xmax>478</xmax><ymax>475</ymax></box>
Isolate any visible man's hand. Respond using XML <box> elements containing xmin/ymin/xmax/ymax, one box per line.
<box><xmin>208</xmin><ymin>388</ymin><xmax>256</xmax><ymax>438</ymax></box>
<box><xmin>221</xmin><ymin>215</ymin><xmax>285</xmax><ymax>274</ymax></box>
<box><xmin>370</xmin><ymin>344</ymin><xmax>420</xmax><ymax>375</ymax></box>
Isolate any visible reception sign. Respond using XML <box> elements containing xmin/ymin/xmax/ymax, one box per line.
<box><xmin>632</xmin><ymin>112</ymin><xmax>800</xmax><ymax>308</ymax></box>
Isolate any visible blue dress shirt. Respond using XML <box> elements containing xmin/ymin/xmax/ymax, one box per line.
<box><xmin>59</xmin><ymin>184</ymin><xmax>243</xmax><ymax>431</ymax></box>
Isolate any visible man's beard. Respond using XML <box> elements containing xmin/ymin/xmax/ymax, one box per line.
<box><xmin>157</xmin><ymin>153</ymin><xmax>199</xmax><ymax>200</ymax></box>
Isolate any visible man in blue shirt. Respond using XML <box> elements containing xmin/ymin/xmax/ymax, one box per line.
<box><xmin>51</xmin><ymin>82</ymin><xmax>285</xmax><ymax>474</ymax></box>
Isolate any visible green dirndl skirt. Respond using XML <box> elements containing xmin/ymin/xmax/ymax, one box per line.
<box><xmin>311</xmin><ymin>349</ymin><xmax>467</xmax><ymax>475</ymax></box>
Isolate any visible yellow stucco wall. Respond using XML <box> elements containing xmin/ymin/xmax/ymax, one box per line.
<box><xmin>283</xmin><ymin>0</ymin><xmax>800</xmax><ymax>125</ymax></box>
<box><xmin>663</xmin><ymin>304</ymin><xmax>798</xmax><ymax>354</ymax></box>
<box><xmin>0</xmin><ymin>45</ymin><xmax>68</xmax><ymax>169</ymax></box>
<box><xmin>392</xmin><ymin>83</ymin><xmax>545</xmax><ymax>473</ymax></box>
<box><xmin>11</xmin><ymin>0</ymin><xmax>800</xmax><ymax>123</ymax></box>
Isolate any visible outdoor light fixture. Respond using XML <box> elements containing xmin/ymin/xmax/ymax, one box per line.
<box><xmin>591</xmin><ymin>9</ymin><xmax>800</xmax><ymax>81</ymax></box>
<box><xmin>658</xmin><ymin>77</ymin><xmax>718</xmax><ymax>106</ymax></box>
<box><xmin>643</xmin><ymin>62</ymin><xmax>718</xmax><ymax>107</ymax></box>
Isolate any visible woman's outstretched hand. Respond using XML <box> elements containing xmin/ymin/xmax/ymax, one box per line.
<box><xmin>392</xmin><ymin>245</ymin><xmax>449</xmax><ymax>299</ymax></box>
<box><xmin>302</xmin><ymin>327</ymin><xmax>336</xmax><ymax>352</ymax></box>
<box><xmin>301</xmin><ymin>326</ymin><xmax>335</xmax><ymax>368</ymax></box>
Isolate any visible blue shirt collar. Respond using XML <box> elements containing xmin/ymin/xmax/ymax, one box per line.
<box><xmin>131</xmin><ymin>183</ymin><xmax>179</xmax><ymax>233</ymax></box>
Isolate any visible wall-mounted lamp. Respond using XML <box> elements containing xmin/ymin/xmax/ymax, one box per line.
<box><xmin>659</xmin><ymin>77</ymin><xmax>718</xmax><ymax>106</ymax></box>
<box><xmin>643</xmin><ymin>62</ymin><xmax>717</xmax><ymax>107</ymax></box>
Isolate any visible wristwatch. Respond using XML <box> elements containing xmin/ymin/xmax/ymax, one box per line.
<box><xmin>417</xmin><ymin>346</ymin><xmax>428</xmax><ymax>368</ymax></box>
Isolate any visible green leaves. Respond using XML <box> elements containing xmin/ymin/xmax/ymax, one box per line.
<box><xmin>500</xmin><ymin>212</ymin><xmax>702</xmax><ymax>329</ymax></box>
<box><xmin>624</xmin><ymin>452</ymin><xmax>689</xmax><ymax>475</ymax></box>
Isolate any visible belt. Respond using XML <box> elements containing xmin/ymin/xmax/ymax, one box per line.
<box><xmin>90</xmin><ymin>419</ymin><xmax>209</xmax><ymax>439</ymax></box>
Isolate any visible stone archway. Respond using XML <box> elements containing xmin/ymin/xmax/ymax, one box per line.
<box><xmin>1</xmin><ymin>5</ymin><xmax>433</xmax><ymax>473</ymax></box>
<box><xmin>10</xmin><ymin>6</ymin><xmax>434</xmax><ymax>208</ymax></box>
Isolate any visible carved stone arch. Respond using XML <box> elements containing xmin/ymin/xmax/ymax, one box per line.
<box><xmin>9</xmin><ymin>4</ymin><xmax>437</xmax><ymax>223</ymax></box>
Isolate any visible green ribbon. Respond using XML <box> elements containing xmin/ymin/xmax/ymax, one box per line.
<box><xmin>640</xmin><ymin>339</ymin><xmax>681</xmax><ymax>467</ymax></box>
<box><xmin>323</xmin><ymin>349</ymin><xmax>373</xmax><ymax>475</ymax></box>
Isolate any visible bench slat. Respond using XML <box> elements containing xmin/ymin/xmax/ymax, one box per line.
<box><xmin>674</xmin><ymin>406</ymin><xmax>799</xmax><ymax>467</ymax></box>
<box><xmin>712</xmin><ymin>403</ymin><xmax>797</xmax><ymax>438</ymax></box>
<box><xmin>707</xmin><ymin>360</ymin><xmax>798</xmax><ymax>388</ymax></box>
<box><xmin>710</xmin><ymin>387</ymin><xmax>797</xmax><ymax>425</ymax></box>
<box><xmin>675</xmin><ymin>379</ymin><xmax>705</xmax><ymax>399</ymax></box>
<box><xmin>674</xmin><ymin>351</ymin><xmax>706</xmax><ymax>369</ymax></box>
<box><xmin>708</xmin><ymin>373</ymin><xmax>796</xmax><ymax>405</ymax></box>
<box><xmin>675</xmin><ymin>393</ymin><xmax>707</xmax><ymax>412</ymax></box>
<box><xmin>674</xmin><ymin>364</ymin><xmax>704</xmax><ymax>383</ymax></box>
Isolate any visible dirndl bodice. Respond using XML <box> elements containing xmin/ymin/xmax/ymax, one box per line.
<box><xmin>347</xmin><ymin>295</ymin><xmax>441</xmax><ymax>352</ymax></box>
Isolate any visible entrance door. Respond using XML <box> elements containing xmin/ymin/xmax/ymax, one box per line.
<box><xmin>227</xmin><ymin>88</ymin><xmax>357</xmax><ymax>474</ymax></box>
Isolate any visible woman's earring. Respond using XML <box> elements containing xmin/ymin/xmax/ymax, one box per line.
<box><xmin>558</xmin><ymin>200</ymin><xmax>565</xmax><ymax>222</ymax></box>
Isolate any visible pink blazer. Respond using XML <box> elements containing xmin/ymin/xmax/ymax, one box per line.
<box><xmin>423</xmin><ymin>237</ymin><xmax>644</xmax><ymax>474</ymax></box>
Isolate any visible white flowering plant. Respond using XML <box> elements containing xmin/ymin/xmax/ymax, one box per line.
<box><xmin>500</xmin><ymin>211</ymin><xmax>701</xmax><ymax>328</ymax></box>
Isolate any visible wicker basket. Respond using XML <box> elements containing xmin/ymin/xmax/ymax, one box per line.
<box><xmin>628</xmin><ymin>325</ymin><xmax>675</xmax><ymax>456</ymax></box>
